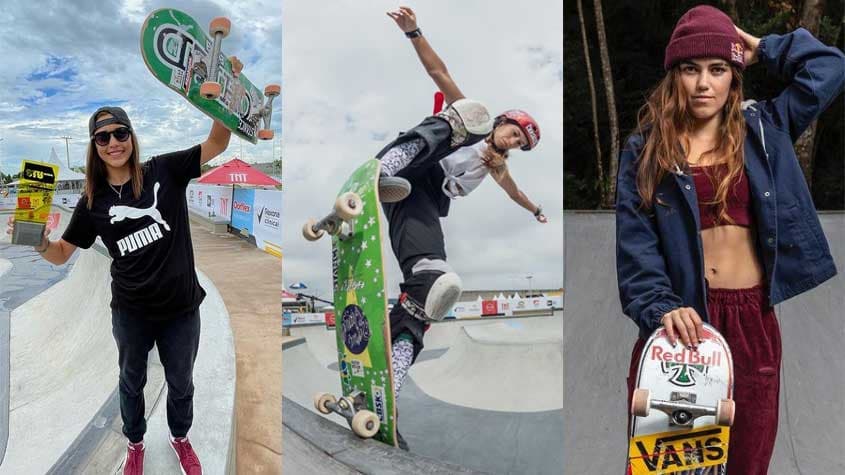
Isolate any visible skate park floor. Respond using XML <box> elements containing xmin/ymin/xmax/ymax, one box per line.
<box><xmin>283</xmin><ymin>312</ymin><xmax>564</xmax><ymax>474</ymax></box>
<box><xmin>563</xmin><ymin>211</ymin><xmax>845</xmax><ymax>474</ymax></box>
<box><xmin>0</xmin><ymin>206</ymin><xmax>236</xmax><ymax>473</ymax></box>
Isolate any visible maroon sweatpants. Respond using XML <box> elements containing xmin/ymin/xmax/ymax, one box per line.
<box><xmin>627</xmin><ymin>285</ymin><xmax>781</xmax><ymax>475</ymax></box>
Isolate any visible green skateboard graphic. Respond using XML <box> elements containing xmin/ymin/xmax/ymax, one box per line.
<box><xmin>303</xmin><ymin>159</ymin><xmax>397</xmax><ymax>446</ymax></box>
<box><xmin>140</xmin><ymin>8</ymin><xmax>279</xmax><ymax>144</ymax></box>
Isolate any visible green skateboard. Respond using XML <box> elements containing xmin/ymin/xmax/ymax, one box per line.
<box><xmin>302</xmin><ymin>159</ymin><xmax>398</xmax><ymax>447</ymax></box>
<box><xmin>140</xmin><ymin>8</ymin><xmax>279</xmax><ymax>144</ymax></box>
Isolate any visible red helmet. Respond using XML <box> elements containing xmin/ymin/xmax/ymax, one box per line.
<box><xmin>496</xmin><ymin>110</ymin><xmax>540</xmax><ymax>151</ymax></box>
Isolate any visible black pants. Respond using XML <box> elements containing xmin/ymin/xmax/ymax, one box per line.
<box><xmin>112</xmin><ymin>307</ymin><xmax>201</xmax><ymax>443</ymax></box>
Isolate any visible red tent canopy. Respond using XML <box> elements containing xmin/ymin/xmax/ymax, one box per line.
<box><xmin>198</xmin><ymin>158</ymin><xmax>280</xmax><ymax>186</ymax></box>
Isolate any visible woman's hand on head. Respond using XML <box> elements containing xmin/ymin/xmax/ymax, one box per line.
<box><xmin>734</xmin><ymin>26</ymin><xmax>760</xmax><ymax>66</ymax></box>
<box><xmin>660</xmin><ymin>307</ymin><xmax>704</xmax><ymax>349</ymax></box>
<box><xmin>386</xmin><ymin>6</ymin><xmax>418</xmax><ymax>33</ymax></box>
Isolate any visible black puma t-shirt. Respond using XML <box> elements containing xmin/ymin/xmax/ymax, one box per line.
<box><xmin>63</xmin><ymin>145</ymin><xmax>206</xmax><ymax>320</ymax></box>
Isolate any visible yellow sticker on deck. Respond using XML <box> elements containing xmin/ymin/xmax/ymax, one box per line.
<box><xmin>628</xmin><ymin>425</ymin><xmax>729</xmax><ymax>475</ymax></box>
<box><xmin>14</xmin><ymin>160</ymin><xmax>59</xmax><ymax>224</ymax></box>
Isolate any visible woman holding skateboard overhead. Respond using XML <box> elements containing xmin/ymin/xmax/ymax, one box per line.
<box><xmin>373</xmin><ymin>6</ymin><xmax>547</xmax><ymax>448</ymax></box>
<box><xmin>615</xmin><ymin>5</ymin><xmax>843</xmax><ymax>473</ymax></box>
<box><xmin>6</xmin><ymin>59</ymin><xmax>245</xmax><ymax>475</ymax></box>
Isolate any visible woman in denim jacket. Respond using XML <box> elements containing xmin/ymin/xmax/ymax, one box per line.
<box><xmin>615</xmin><ymin>6</ymin><xmax>844</xmax><ymax>474</ymax></box>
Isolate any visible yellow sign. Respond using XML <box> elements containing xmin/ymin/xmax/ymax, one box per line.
<box><xmin>14</xmin><ymin>160</ymin><xmax>58</xmax><ymax>224</ymax></box>
<box><xmin>628</xmin><ymin>425</ymin><xmax>729</xmax><ymax>475</ymax></box>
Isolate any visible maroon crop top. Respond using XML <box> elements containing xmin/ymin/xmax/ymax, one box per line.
<box><xmin>691</xmin><ymin>163</ymin><xmax>752</xmax><ymax>230</ymax></box>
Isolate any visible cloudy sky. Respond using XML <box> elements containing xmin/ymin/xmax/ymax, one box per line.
<box><xmin>282</xmin><ymin>1</ymin><xmax>563</xmax><ymax>298</ymax></box>
<box><xmin>0</xmin><ymin>0</ymin><xmax>281</xmax><ymax>175</ymax></box>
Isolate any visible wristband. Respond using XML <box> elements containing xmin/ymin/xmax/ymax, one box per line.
<box><xmin>405</xmin><ymin>28</ymin><xmax>422</xmax><ymax>39</ymax></box>
<box><xmin>533</xmin><ymin>205</ymin><xmax>543</xmax><ymax>217</ymax></box>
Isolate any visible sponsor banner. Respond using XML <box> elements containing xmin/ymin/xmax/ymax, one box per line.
<box><xmin>54</xmin><ymin>192</ymin><xmax>81</xmax><ymax>208</ymax></box>
<box><xmin>231</xmin><ymin>188</ymin><xmax>255</xmax><ymax>233</ymax></box>
<box><xmin>252</xmin><ymin>189</ymin><xmax>282</xmax><ymax>256</ymax></box>
<box><xmin>481</xmin><ymin>300</ymin><xmax>499</xmax><ymax>316</ymax></box>
<box><xmin>452</xmin><ymin>301</ymin><xmax>482</xmax><ymax>319</ymax></box>
<box><xmin>325</xmin><ymin>311</ymin><xmax>336</xmax><ymax>328</ymax></box>
<box><xmin>187</xmin><ymin>184</ymin><xmax>233</xmax><ymax>219</ymax></box>
<box><xmin>286</xmin><ymin>312</ymin><xmax>327</xmax><ymax>326</ymax></box>
<box><xmin>628</xmin><ymin>425</ymin><xmax>729</xmax><ymax>475</ymax></box>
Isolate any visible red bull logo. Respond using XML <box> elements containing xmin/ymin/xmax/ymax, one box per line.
<box><xmin>650</xmin><ymin>346</ymin><xmax>722</xmax><ymax>367</ymax></box>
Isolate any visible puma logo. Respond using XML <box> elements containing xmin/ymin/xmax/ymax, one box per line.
<box><xmin>109</xmin><ymin>182</ymin><xmax>170</xmax><ymax>231</ymax></box>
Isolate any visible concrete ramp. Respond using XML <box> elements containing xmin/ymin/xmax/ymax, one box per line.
<box><xmin>284</xmin><ymin>315</ymin><xmax>564</xmax><ymax>474</ymax></box>
<box><xmin>562</xmin><ymin>211</ymin><xmax>845</xmax><ymax>474</ymax></box>
<box><xmin>0</xmin><ymin>259</ymin><xmax>10</xmax><ymax>279</ymax></box>
<box><xmin>0</xmin><ymin>206</ymin><xmax>236</xmax><ymax>474</ymax></box>
<box><xmin>411</xmin><ymin>317</ymin><xmax>563</xmax><ymax>412</ymax></box>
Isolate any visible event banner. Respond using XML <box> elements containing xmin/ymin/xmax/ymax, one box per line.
<box><xmin>187</xmin><ymin>184</ymin><xmax>233</xmax><ymax>219</ymax></box>
<box><xmin>230</xmin><ymin>188</ymin><xmax>255</xmax><ymax>233</ymax></box>
<box><xmin>252</xmin><ymin>189</ymin><xmax>282</xmax><ymax>256</ymax></box>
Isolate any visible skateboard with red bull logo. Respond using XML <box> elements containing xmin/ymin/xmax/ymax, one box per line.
<box><xmin>627</xmin><ymin>323</ymin><xmax>735</xmax><ymax>475</ymax></box>
<box><xmin>140</xmin><ymin>8</ymin><xmax>279</xmax><ymax>144</ymax></box>
<box><xmin>302</xmin><ymin>159</ymin><xmax>398</xmax><ymax>447</ymax></box>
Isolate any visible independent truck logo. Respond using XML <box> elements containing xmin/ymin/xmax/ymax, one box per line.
<box><xmin>650</xmin><ymin>346</ymin><xmax>722</xmax><ymax>387</ymax></box>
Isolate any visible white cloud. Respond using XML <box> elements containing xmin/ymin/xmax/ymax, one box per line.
<box><xmin>282</xmin><ymin>0</ymin><xmax>562</xmax><ymax>298</ymax></box>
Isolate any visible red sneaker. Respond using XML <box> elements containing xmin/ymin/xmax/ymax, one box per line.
<box><xmin>123</xmin><ymin>441</ymin><xmax>144</xmax><ymax>475</ymax></box>
<box><xmin>169</xmin><ymin>434</ymin><xmax>202</xmax><ymax>475</ymax></box>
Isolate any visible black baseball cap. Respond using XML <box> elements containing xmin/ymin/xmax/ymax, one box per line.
<box><xmin>89</xmin><ymin>106</ymin><xmax>133</xmax><ymax>138</ymax></box>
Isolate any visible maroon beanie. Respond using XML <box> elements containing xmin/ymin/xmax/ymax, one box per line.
<box><xmin>664</xmin><ymin>5</ymin><xmax>744</xmax><ymax>70</ymax></box>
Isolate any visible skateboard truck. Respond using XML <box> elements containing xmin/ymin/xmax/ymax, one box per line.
<box><xmin>314</xmin><ymin>391</ymin><xmax>381</xmax><ymax>438</ymax></box>
<box><xmin>632</xmin><ymin>388</ymin><xmax>735</xmax><ymax>427</ymax></box>
<box><xmin>200</xmin><ymin>17</ymin><xmax>231</xmax><ymax>100</ymax></box>
<box><xmin>302</xmin><ymin>192</ymin><xmax>362</xmax><ymax>242</ymax></box>
<box><xmin>257</xmin><ymin>85</ymin><xmax>280</xmax><ymax>140</ymax></box>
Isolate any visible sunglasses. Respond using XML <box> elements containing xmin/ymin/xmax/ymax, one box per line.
<box><xmin>92</xmin><ymin>127</ymin><xmax>131</xmax><ymax>146</ymax></box>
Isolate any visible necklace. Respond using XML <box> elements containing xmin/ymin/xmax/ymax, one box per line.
<box><xmin>109</xmin><ymin>182</ymin><xmax>124</xmax><ymax>199</ymax></box>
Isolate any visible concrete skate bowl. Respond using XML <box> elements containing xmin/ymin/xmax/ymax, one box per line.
<box><xmin>563</xmin><ymin>210</ymin><xmax>845</xmax><ymax>474</ymax></box>
<box><xmin>0</xmin><ymin>205</ymin><xmax>236</xmax><ymax>473</ymax></box>
<box><xmin>283</xmin><ymin>314</ymin><xmax>564</xmax><ymax>474</ymax></box>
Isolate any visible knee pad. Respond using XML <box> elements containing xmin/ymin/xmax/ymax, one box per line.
<box><xmin>424</xmin><ymin>271</ymin><xmax>462</xmax><ymax>321</ymax></box>
<box><xmin>437</xmin><ymin>99</ymin><xmax>494</xmax><ymax>146</ymax></box>
<box><xmin>400</xmin><ymin>260</ymin><xmax>463</xmax><ymax>322</ymax></box>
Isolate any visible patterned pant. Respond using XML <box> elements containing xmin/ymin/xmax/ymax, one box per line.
<box><xmin>391</xmin><ymin>339</ymin><xmax>415</xmax><ymax>396</ymax></box>
<box><xmin>379</xmin><ymin>138</ymin><xmax>425</xmax><ymax>177</ymax></box>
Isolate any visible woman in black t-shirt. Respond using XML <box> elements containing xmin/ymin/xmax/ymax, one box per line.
<box><xmin>6</xmin><ymin>58</ymin><xmax>244</xmax><ymax>475</ymax></box>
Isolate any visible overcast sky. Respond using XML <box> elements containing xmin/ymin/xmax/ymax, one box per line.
<box><xmin>0</xmin><ymin>0</ymin><xmax>281</xmax><ymax>174</ymax></box>
<box><xmin>282</xmin><ymin>0</ymin><xmax>563</xmax><ymax>298</ymax></box>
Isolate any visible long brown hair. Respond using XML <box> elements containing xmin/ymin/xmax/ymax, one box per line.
<box><xmin>635</xmin><ymin>65</ymin><xmax>745</xmax><ymax>224</ymax></box>
<box><xmin>83</xmin><ymin>132</ymin><xmax>144</xmax><ymax>209</ymax></box>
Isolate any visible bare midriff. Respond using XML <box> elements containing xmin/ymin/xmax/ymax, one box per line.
<box><xmin>701</xmin><ymin>224</ymin><xmax>765</xmax><ymax>288</ymax></box>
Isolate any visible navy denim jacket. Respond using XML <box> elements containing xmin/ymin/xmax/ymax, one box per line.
<box><xmin>616</xmin><ymin>29</ymin><xmax>844</xmax><ymax>338</ymax></box>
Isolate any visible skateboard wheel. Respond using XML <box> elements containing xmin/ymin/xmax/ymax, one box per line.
<box><xmin>334</xmin><ymin>192</ymin><xmax>363</xmax><ymax>221</ymax></box>
<box><xmin>631</xmin><ymin>388</ymin><xmax>651</xmax><ymax>417</ymax></box>
<box><xmin>264</xmin><ymin>84</ymin><xmax>281</xmax><ymax>97</ymax></box>
<box><xmin>200</xmin><ymin>82</ymin><xmax>222</xmax><ymax>100</ymax></box>
<box><xmin>716</xmin><ymin>398</ymin><xmax>735</xmax><ymax>427</ymax></box>
<box><xmin>209</xmin><ymin>17</ymin><xmax>231</xmax><ymax>37</ymax></box>
<box><xmin>302</xmin><ymin>219</ymin><xmax>324</xmax><ymax>241</ymax></box>
<box><xmin>314</xmin><ymin>392</ymin><xmax>336</xmax><ymax>415</ymax></box>
<box><xmin>351</xmin><ymin>410</ymin><xmax>380</xmax><ymax>438</ymax></box>
<box><xmin>258</xmin><ymin>129</ymin><xmax>274</xmax><ymax>140</ymax></box>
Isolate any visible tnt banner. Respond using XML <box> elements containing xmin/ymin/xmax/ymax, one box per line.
<box><xmin>481</xmin><ymin>300</ymin><xmax>499</xmax><ymax>316</ymax></box>
<box><xmin>252</xmin><ymin>189</ymin><xmax>282</xmax><ymax>257</ymax></box>
<box><xmin>187</xmin><ymin>184</ymin><xmax>233</xmax><ymax>219</ymax></box>
<box><xmin>231</xmin><ymin>188</ymin><xmax>255</xmax><ymax>234</ymax></box>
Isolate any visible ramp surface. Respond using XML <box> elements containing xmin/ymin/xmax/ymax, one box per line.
<box><xmin>0</xmin><ymin>206</ymin><xmax>236</xmax><ymax>473</ymax></box>
<box><xmin>283</xmin><ymin>315</ymin><xmax>564</xmax><ymax>474</ymax></box>
<box><xmin>562</xmin><ymin>211</ymin><xmax>845</xmax><ymax>474</ymax></box>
